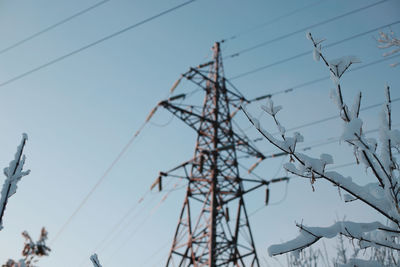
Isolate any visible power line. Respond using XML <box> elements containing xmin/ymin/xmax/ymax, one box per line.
<box><xmin>229</xmin><ymin>20</ymin><xmax>400</xmax><ymax>80</ymax></box>
<box><xmin>281</xmin><ymin>96</ymin><xmax>400</xmax><ymax>134</ymax></box>
<box><xmin>224</xmin><ymin>0</ymin><xmax>389</xmax><ymax>59</ymax></box>
<box><xmin>263</xmin><ymin>53</ymin><xmax>400</xmax><ymax>98</ymax></box>
<box><xmin>221</xmin><ymin>0</ymin><xmax>324</xmax><ymax>42</ymax></box>
<box><xmin>228</xmin><ymin>53</ymin><xmax>400</xmax><ymax>109</ymax></box>
<box><xmin>0</xmin><ymin>0</ymin><xmax>198</xmax><ymax>88</ymax></box>
<box><xmin>226</xmin><ymin>55</ymin><xmax>399</xmax><ymax>135</ymax></box>
<box><xmin>229</xmin><ymin>57</ymin><xmax>400</xmax><ymax>138</ymax></box>
<box><xmin>104</xmin><ymin>182</ymin><xmax>180</xmax><ymax>265</ymax></box>
<box><xmin>246</xmin><ymin>149</ymin><xmax>400</xmax><ymax>218</ymax></box>
<box><xmin>138</xmin><ymin>239</ymin><xmax>171</xmax><ymax>266</ymax></box>
<box><xmin>326</xmin><ymin>151</ymin><xmax>400</xmax><ymax>171</ymax></box>
<box><xmin>50</xmin><ymin>108</ymin><xmax>153</xmax><ymax>245</ymax></box>
<box><xmin>97</xmin><ymin>180</ymin><xmax>177</xmax><ymax>256</ymax></box>
<box><xmin>78</xmin><ymin>174</ymin><xmax>177</xmax><ymax>266</ymax></box>
<box><xmin>260</xmin><ymin>123</ymin><xmax>400</xmax><ymax>159</ymax></box>
<box><xmin>76</xmin><ymin>191</ymin><xmax>155</xmax><ymax>267</ymax></box>
<box><xmin>0</xmin><ymin>0</ymin><xmax>110</xmax><ymax>55</ymax></box>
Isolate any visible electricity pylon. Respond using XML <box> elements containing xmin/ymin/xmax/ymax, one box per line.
<box><xmin>153</xmin><ymin>42</ymin><xmax>288</xmax><ymax>267</ymax></box>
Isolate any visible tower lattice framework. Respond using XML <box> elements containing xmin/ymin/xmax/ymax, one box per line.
<box><xmin>155</xmin><ymin>42</ymin><xmax>287</xmax><ymax>267</ymax></box>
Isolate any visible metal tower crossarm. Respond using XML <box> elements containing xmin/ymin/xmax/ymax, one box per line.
<box><xmin>154</xmin><ymin>42</ymin><xmax>287</xmax><ymax>267</ymax></box>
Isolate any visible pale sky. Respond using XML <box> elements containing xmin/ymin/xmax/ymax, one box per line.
<box><xmin>0</xmin><ymin>0</ymin><xmax>399</xmax><ymax>266</ymax></box>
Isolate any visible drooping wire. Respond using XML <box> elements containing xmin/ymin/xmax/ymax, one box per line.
<box><xmin>232</xmin><ymin>119</ymin><xmax>262</xmax><ymax>157</ymax></box>
<box><xmin>224</xmin><ymin>0</ymin><xmax>390</xmax><ymax>59</ymax></box>
<box><xmin>247</xmin><ymin>182</ymin><xmax>290</xmax><ymax>218</ymax></box>
<box><xmin>149</xmin><ymin>114</ymin><xmax>175</xmax><ymax>127</ymax></box>
<box><xmin>247</xmin><ymin>156</ymin><xmax>288</xmax><ymax>217</ymax></box>
<box><xmin>77</xmin><ymin>189</ymin><xmax>157</xmax><ymax>267</ymax></box>
<box><xmin>74</xmin><ymin>76</ymin><xmax>193</xmax><ymax>266</ymax></box>
<box><xmin>0</xmin><ymin>0</ymin><xmax>198</xmax><ymax>88</ymax></box>
<box><xmin>98</xmin><ymin>189</ymin><xmax>161</xmax><ymax>255</ymax></box>
<box><xmin>95</xmin><ymin>191</ymin><xmax>152</xmax><ymax>250</ymax></box>
<box><xmin>50</xmin><ymin>101</ymin><xmax>163</xmax><ymax>245</ymax></box>
<box><xmin>137</xmin><ymin>239</ymin><xmax>171</xmax><ymax>266</ymax></box>
<box><xmin>245</xmin><ymin>143</ymin><xmax>394</xmax><ymax>218</ymax></box>
<box><xmin>149</xmin><ymin>84</ymin><xmax>201</xmax><ymax>128</ymax></box>
<box><xmin>221</xmin><ymin>0</ymin><xmax>325</xmax><ymax>42</ymax></box>
<box><xmin>229</xmin><ymin>20</ymin><xmax>400</xmax><ymax>80</ymax></box>
<box><xmin>149</xmin><ymin>250</ymin><xmax>170</xmax><ymax>267</ymax></box>
<box><xmin>103</xmin><ymin>180</ymin><xmax>183</xmax><ymax>265</ymax></box>
<box><xmin>0</xmin><ymin>0</ymin><xmax>110</xmax><ymax>55</ymax></box>
<box><xmin>80</xmin><ymin>191</ymin><xmax>160</xmax><ymax>266</ymax></box>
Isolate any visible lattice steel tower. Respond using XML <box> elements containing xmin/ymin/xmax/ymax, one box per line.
<box><xmin>154</xmin><ymin>42</ymin><xmax>287</xmax><ymax>267</ymax></box>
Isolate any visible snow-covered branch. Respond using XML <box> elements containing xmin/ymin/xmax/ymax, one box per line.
<box><xmin>377</xmin><ymin>31</ymin><xmax>400</xmax><ymax>67</ymax></box>
<box><xmin>0</xmin><ymin>134</ymin><xmax>30</xmax><ymax>231</ymax></box>
<box><xmin>90</xmin><ymin>253</ymin><xmax>103</xmax><ymax>267</ymax></box>
<box><xmin>3</xmin><ymin>228</ymin><xmax>50</xmax><ymax>267</ymax></box>
<box><xmin>243</xmin><ymin>31</ymin><xmax>400</xmax><ymax>260</ymax></box>
<box><xmin>243</xmin><ymin>106</ymin><xmax>400</xmax><ymax>223</ymax></box>
<box><xmin>268</xmin><ymin>221</ymin><xmax>392</xmax><ymax>256</ymax></box>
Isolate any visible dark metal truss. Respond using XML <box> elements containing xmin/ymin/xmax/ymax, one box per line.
<box><xmin>154</xmin><ymin>42</ymin><xmax>288</xmax><ymax>267</ymax></box>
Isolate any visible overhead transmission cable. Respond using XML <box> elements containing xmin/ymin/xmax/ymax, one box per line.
<box><xmin>221</xmin><ymin>0</ymin><xmax>324</xmax><ymax>42</ymax></box>
<box><xmin>104</xmin><ymin>181</ymin><xmax>181</xmax><ymax>264</ymax></box>
<box><xmin>325</xmin><ymin>152</ymin><xmax>399</xmax><ymax>170</ymax></box>
<box><xmin>224</xmin><ymin>0</ymin><xmax>390</xmax><ymax>59</ymax></box>
<box><xmin>273</xmin><ymin>96</ymin><xmax>400</xmax><ymax>135</ymax></box>
<box><xmin>237</xmin><ymin>53</ymin><xmax>400</xmax><ymax>101</ymax></box>
<box><xmin>138</xmin><ymin>239</ymin><xmax>172</xmax><ymax>266</ymax></box>
<box><xmin>297</xmin><ymin>123</ymin><xmax>400</xmax><ymax>151</ymax></box>
<box><xmin>0</xmin><ymin>0</ymin><xmax>110</xmax><ymax>55</ymax></box>
<box><xmin>225</xmin><ymin>53</ymin><xmax>400</xmax><ymax>108</ymax></box>
<box><xmin>229</xmin><ymin>20</ymin><xmax>400</xmax><ymax>80</ymax></box>
<box><xmin>247</xmin><ymin>181</ymin><xmax>289</xmax><ymax>217</ymax></box>
<box><xmin>94</xmin><ymin>190</ymin><xmax>153</xmax><ymax>251</ymax></box>
<box><xmin>50</xmin><ymin>101</ymin><xmax>163</xmax><ymax>245</ymax></box>
<box><xmin>258</xmin><ymin>123</ymin><xmax>400</xmax><ymax>160</ymax></box>
<box><xmin>97</xmin><ymin>180</ymin><xmax>177</xmax><ymax>255</ymax></box>
<box><xmin>246</xmin><ymin>148</ymin><xmax>399</xmax><ymax>218</ymax></box>
<box><xmin>97</xmin><ymin>190</ymin><xmax>161</xmax><ymax>256</ymax></box>
<box><xmin>0</xmin><ymin>0</ymin><xmax>198</xmax><ymax>88</ymax></box>
<box><xmin>83</xmin><ymin>177</ymin><xmax>178</xmax><ymax>265</ymax></box>
<box><xmin>77</xmin><ymin>189</ymin><xmax>157</xmax><ymax>267</ymax></box>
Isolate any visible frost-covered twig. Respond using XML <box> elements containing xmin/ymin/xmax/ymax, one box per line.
<box><xmin>90</xmin><ymin>253</ymin><xmax>103</xmax><ymax>267</ymax></box>
<box><xmin>308</xmin><ymin>32</ymin><xmax>399</xmax><ymax>220</ymax></box>
<box><xmin>243</xmin><ymin>107</ymin><xmax>399</xmax><ymax>224</ymax></box>
<box><xmin>269</xmin><ymin>221</ymin><xmax>400</xmax><ymax>257</ymax></box>
<box><xmin>243</xmin><ymin>31</ymin><xmax>400</xmax><ymax>259</ymax></box>
<box><xmin>377</xmin><ymin>31</ymin><xmax>400</xmax><ymax>67</ymax></box>
<box><xmin>0</xmin><ymin>134</ymin><xmax>30</xmax><ymax>231</ymax></box>
<box><xmin>337</xmin><ymin>258</ymin><xmax>382</xmax><ymax>267</ymax></box>
<box><xmin>22</xmin><ymin>227</ymin><xmax>51</xmax><ymax>266</ymax></box>
<box><xmin>3</xmin><ymin>228</ymin><xmax>50</xmax><ymax>267</ymax></box>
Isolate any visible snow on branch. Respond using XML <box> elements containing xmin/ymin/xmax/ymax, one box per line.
<box><xmin>3</xmin><ymin>227</ymin><xmax>51</xmax><ymax>267</ymax></box>
<box><xmin>338</xmin><ymin>258</ymin><xmax>384</xmax><ymax>267</ymax></box>
<box><xmin>244</xmin><ymin>104</ymin><xmax>398</xmax><ymax>222</ymax></box>
<box><xmin>90</xmin><ymin>253</ymin><xmax>103</xmax><ymax>267</ymax></box>
<box><xmin>244</xmin><ymin>31</ymin><xmax>400</xmax><ymax>261</ymax></box>
<box><xmin>377</xmin><ymin>31</ymin><xmax>400</xmax><ymax>67</ymax></box>
<box><xmin>0</xmin><ymin>133</ymin><xmax>30</xmax><ymax>231</ymax></box>
<box><xmin>268</xmin><ymin>221</ymin><xmax>393</xmax><ymax>256</ymax></box>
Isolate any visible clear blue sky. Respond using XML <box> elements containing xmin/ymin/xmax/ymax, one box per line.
<box><xmin>0</xmin><ymin>0</ymin><xmax>399</xmax><ymax>266</ymax></box>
